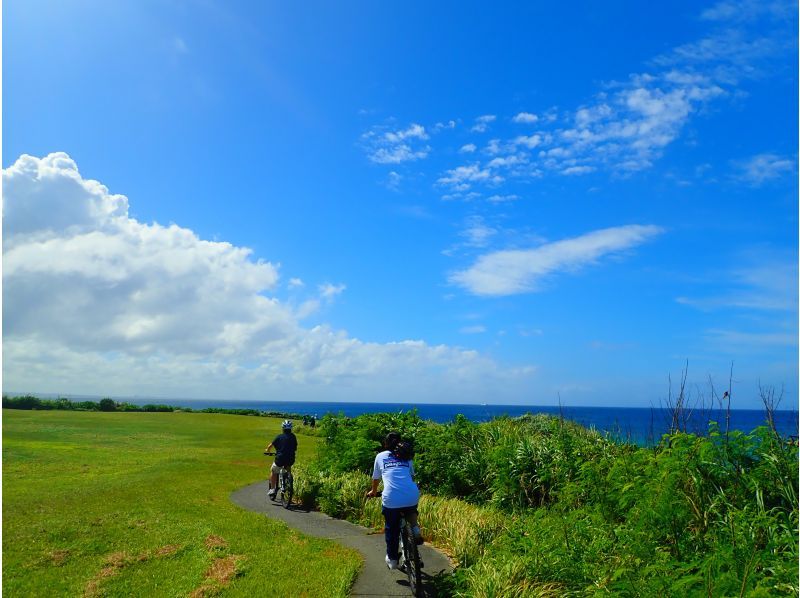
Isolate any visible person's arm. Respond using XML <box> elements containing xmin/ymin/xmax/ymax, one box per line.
<box><xmin>366</xmin><ymin>477</ymin><xmax>380</xmax><ymax>497</ymax></box>
<box><xmin>366</xmin><ymin>454</ymin><xmax>382</xmax><ymax>497</ymax></box>
<box><xmin>265</xmin><ymin>441</ymin><xmax>274</xmax><ymax>452</ymax></box>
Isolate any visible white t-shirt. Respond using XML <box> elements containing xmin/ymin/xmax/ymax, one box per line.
<box><xmin>372</xmin><ymin>450</ymin><xmax>420</xmax><ymax>509</ymax></box>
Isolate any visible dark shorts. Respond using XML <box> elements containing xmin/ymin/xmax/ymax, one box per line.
<box><xmin>382</xmin><ymin>504</ymin><xmax>418</xmax><ymax>516</ymax></box>
<box><xmin>275</xmin><ymin>455</ymin><xmax>295</xmax><ymax>468</ymax></box>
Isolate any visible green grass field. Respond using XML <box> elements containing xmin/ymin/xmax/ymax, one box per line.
<box><xmin>3</xmin><ymin>410</ymin><xmax>361</xmax><ymax>597</ymax></box>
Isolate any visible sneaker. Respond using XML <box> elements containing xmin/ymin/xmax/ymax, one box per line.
<box><xmin>385</xmin><ymin>555</ymin><xmax>399</xmax><ymax>570</ymax></box>
<box><xmin>412</xmin><ymin>526</ymin><xmax>424</xmax><ymax>545</ymax></box>
<box><xmin>268</xmin><ymin>490</ymin><xmax>277</xmax><ymax>500</ymax></box>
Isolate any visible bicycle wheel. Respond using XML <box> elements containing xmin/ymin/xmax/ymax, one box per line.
<box><xmin>283</xmin><ymin>473</ymin><xmax>294</xmax><ymax>509</ymax></box>
<box><xmin>401</xmin><ymin>524</ymin><xmax>423</xmax><ymax>596</ymax></box>
<box><xmin>280</xmin><ymin>471</ymin><xmax>292</xmax><ymax>508</ymax></box>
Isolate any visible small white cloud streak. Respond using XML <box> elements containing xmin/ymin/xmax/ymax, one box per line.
<box><xmin>450</xmin><ymin>224</ymin><xmax>664</xmax><ymax>296</ymax></box>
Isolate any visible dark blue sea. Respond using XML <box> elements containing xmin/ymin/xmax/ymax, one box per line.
<box><xmin>125</xmin><ymin>398</ymin><xmax>798</xmax><ymax>445</ymax></box>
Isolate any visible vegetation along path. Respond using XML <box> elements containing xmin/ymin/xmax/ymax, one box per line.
<box><xmin>231</xmin><ymin>481</ymin><xmax>453</xmax><ymax>597</ymax></box>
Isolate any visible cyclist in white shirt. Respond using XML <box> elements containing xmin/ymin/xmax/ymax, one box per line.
<box><xmin>366</xmin><ymin>432</ymin><xmax>422</xmax><ymax>570</ymax></box>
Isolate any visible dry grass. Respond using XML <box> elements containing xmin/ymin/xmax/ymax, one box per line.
<box><xmin>204</xmin><ymin>535</ymin><xmax>228</xmax><ymax>551</ymax></box>
<box><xmin>188</xmin><ymin>555</ymin><xmax>243</xmax><ymax>597</ymax></box>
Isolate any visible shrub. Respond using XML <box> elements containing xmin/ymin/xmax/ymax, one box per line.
<box><xmin>99</xmin><ymin>398</ymin><xmax>117</xmax><ymax>412</ymax></box>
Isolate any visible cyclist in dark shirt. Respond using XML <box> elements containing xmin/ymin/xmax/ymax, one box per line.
<box><xmin>265</xmin><ymin>420</ymin><xmax>298</xmax><ymax>500</ymax></box>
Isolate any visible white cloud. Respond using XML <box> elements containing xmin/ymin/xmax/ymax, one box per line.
<box><xmin>485</xmin><ymin>139</ymin><xmax>503</xmax><ymax>155</ymax></box>
<box><xmin>460</xmin><ymin>143</ymin><xmax>477</xmax><ymax>153</ymax></box>
<box><xmin>487</xmin><ymin>194</ymin><xmax>519</xmax><ymax>203</ymax></box>
<box><xmin>449</xmin><ymin>224</ymin><xmax>664</xmax><ymax>296</ymax></box>
<box><xmin>319</xmin><ymin>282</ymin><xmax>346</xmax><ymax>300</ymax></box>
<box><xmin>562</xmin><ymin>165</ymin><xmax>595</xmax><ymax>175</ymax></box>
<box><xmin>363</xmin><ymin>123</ymin><xmax>431</xmax><ymax>164</ymax></box>
<box><xmin>437</xmin><ymin>164</ymin><xmax>500</xmax><ymax>190</ymax></box>
<box><xmin>384</xmin><ymin>123</ymin><xmax>429</xmax><ymax>143</ymax></box>
<box><xmin>386</xmin><ymin>171</ymin><xmax>402</xmax><ymax>190</ymax></box>
<box><xmin>512</xmin><ymin>112</ymin><xmax>539</xmax><ymax>124</ymax></box>
<box><xmin>288</xmin><ymin>278</ymin><xmax>304</xmax><ymax>288</ymax></box>
<box><xmin>513</xmin><ymin>134</ymin><xmax>542</xmax><ymax>149</ymax></box>
<box><xmin>700</xmin><ymin>0</ymin><xmax>794</xmax><ymax>23</ymax></box>
<box><xmin>370</xmin><ymin>145</ymin><xmax>429</xmax><ymax>164</ymax></box>
<box><xmin>733</xmin><ymin>153</ymin><xmax>795</xmax><ymax>185</ymax></box>
<box><xmin>434</xmin><ymin>120</ymin><xmax>457</xmax><ymax>131</ymax></box>
<box><xmin>471</xmin><ymin>114</ymin><xmax>497</xmax><ymax>133</ymax></box>
<box><xmin>461</xmin><ymin>217</ymin><xmax>497</xmax><ymax>248</ymax></box>
<box><xmin>2</xmin><ymin>153</ymin><xmax>536</xmax><ymax>402</ymax></box>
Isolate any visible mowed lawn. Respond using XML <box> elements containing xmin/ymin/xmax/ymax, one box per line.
<box><xmin>3</xmin><ymin>410</ymin><xmax>361</xmax><ymax>597</ymax></box>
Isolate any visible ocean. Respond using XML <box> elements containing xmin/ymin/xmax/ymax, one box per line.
<box><xmin>126</xmin><ymin>398</ymin><xmax>798</xmax><ymax>444</ymax></box>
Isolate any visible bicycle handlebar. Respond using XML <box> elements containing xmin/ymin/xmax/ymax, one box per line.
<box><xmin>263</xmin><ymin>451</ymin><xmax>275</xmax><ymax>456</ymax></box>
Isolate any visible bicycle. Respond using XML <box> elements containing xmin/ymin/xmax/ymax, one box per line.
<box><xmin>397</xmin><ymin>509</ymin><xmax>423</xmax><ymax>596</ymax></box>
<box><xmin>263</xmin><ymin>452</ymin><xmax>293</xmax><ymax>509</ymax></box>
<box><xmin>367</xmin><ymin>493</ymin><xmax>424</xmax><ymax>596</ymax></box>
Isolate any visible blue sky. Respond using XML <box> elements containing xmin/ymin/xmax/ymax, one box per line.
<box><xmin>3</xmin><ymin>0</ymin><xmax>797</xmax><ymax>408</ymax></box>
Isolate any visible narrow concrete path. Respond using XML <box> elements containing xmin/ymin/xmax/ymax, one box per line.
<box><xmin>231</xmin><ymin>481</ymin><xmax>453</xmax><ymax>597</ymax></box>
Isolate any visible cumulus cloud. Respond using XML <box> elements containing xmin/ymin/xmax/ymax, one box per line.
<box><xmin>449</xmin><ymin>224</ymin><xmax>663</xmax><ymax>296</ymax></box>
<box><xmin>460</xmin><ymin>143</ymin><xmax>477</xmax><ymax>153</ymax></box>
<box><xmin>2</xmin><ymin>153</ymin><xmax>536</xmax><ymax>401</ymax></box>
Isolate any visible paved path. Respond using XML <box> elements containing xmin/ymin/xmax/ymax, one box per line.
<box><xmin>230</xmin><ymin>481</ymin><xmax>453</xmax><ymax>597</ymax></box>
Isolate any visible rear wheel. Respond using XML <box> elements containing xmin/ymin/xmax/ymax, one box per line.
<box><xmin>280</xmin><ymin>471</ymin><xmax>293</xmax><ymax>508</ymax></box>
<box><xmin>401</xmin><ymin>524</ymin><xmax>423</xmax><ymax>596</ymax></box>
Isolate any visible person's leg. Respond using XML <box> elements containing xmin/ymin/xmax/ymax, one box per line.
<box><xmin>405</xmin><ymin>506</ymin><xmax>423</xmax><ymax>543</ymax></box>
<box><xmin>269</xmin><ymin>463</ymin><xmax>278</xmax><ymax>495</ymax></box>
<box><xmin>382</xmin><ymin>506</ymin><xmax>402</xmax><ymax>562</ymax></box>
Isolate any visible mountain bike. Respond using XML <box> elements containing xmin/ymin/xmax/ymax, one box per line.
<box><xmin>264</xmin><ymin>452</ymin><xmax>293</xmax><ymax>509</ymax></box>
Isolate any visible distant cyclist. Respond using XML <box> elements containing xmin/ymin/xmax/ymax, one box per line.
<box><xmin>366</xmin><ymin>432</ymin><xmax>422</xmax><ymax>570</ymax></box>
<box><xmin>265</xmin><ymin>420</ymin><xmax>297</xmax><ymax>500</ymax></box>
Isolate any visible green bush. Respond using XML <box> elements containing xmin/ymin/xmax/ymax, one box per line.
<box><xmin>307</xmin><ymin>410</ymin><xmax>799</xmax><ymax>596</ymax></box>
<box><xmin>99</xmin><ymin>398</ymin><xmax>116</xmax><ymax>411</ymax></box>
